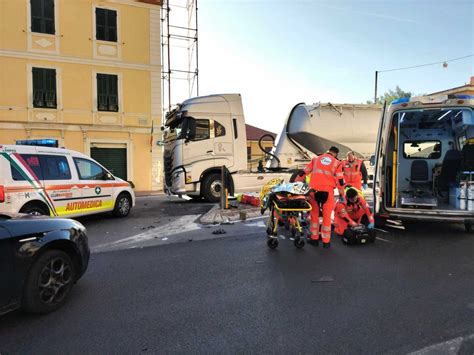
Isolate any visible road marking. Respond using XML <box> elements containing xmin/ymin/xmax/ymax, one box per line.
<box><xmin>92</xmin><ymin>214</ymin><xmax>202</xmax><ymax>252</ymax></box>
<box><xmin>376</xmin><ymin>237</ymin><xmax>393</xmax><ymax>243</ymax></box>
<box><xmin>409</xmin><ymin>333</ymin><xmax>474</xmax><ymax>354</ymax></box>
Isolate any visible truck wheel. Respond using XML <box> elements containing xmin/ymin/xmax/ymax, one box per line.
<box><xmin>23</xmin><ymin>250</ymin><xmax>75</xmax><ymax>314</ymax></box>
<box><xmin>113</xmin><ymin>193</ymin><xmax>132</xmax><ymax>217</ymax></box>
<box><xmin>20</xmin><ymin>203</ymin><xmax>49</xmax><ymax>216</ymax></box>
<box><xmin>202</xmin><ymin>173</ymin><xmax>222</xmax><ymax>203</ymax></box>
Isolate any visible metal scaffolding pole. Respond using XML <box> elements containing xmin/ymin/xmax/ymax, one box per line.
<box><xmin>161</xmin><ymin>0</ymin><xmax>199</xmax><ymax>121</ymax></box>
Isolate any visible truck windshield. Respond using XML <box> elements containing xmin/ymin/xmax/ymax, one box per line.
<box><xmin>165</xmin><ymin>117</ymin><xmax>185</xmax><ymax>140</ymax></box>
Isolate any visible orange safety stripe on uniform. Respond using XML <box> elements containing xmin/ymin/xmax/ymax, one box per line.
<box><xmin>321</xmin><ymin>226</ymin><xmax>331</xmax><ymax>231</ymax></box>
<box><xmin>312</xmin><ymin>168</ymin><xmax>333</xmax><ymax>176</ymax></box>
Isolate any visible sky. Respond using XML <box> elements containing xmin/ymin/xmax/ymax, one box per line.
<box><xmin>168</xmin><ymin>0</ymin><xmax>473</xmax><ymax>133</ymax></box>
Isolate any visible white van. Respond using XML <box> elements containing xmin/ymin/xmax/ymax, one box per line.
<box><xmin>373</xmin><ymin>95</ymin><xmax>474</xmax><ymax>231</ymax></box>
<box><xmin>0</xmin><ymin>140</ymin><xmax>135</xmax><ymax>218</ymax></box>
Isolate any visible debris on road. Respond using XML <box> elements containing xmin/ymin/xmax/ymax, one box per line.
<box><xmin>212</xmin><ymin>228</ymin><xmax>227</xmax><ymax>235</ymax></box>
<box><xmin>312</xmin><ymin>276</ymin><xmax>334</xmax><ymax>283</ymax></box>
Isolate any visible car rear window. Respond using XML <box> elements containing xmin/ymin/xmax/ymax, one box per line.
<box><xmin>11</xmin><ymin>154</ymin><xmax>43</xmax><ymax>181</ymax></box>
<box><xmin>10</xmin><ymin>154</ymin><xmax>71</xmax><ymax>181</ymax></box>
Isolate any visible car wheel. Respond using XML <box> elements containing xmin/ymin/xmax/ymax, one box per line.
<box><xmin>20</xmin><ymin>204</ymin><xmax>49</xmax><ymax>216</ymax></box>
<box><xmin>202</xmin><ymin>173</ymin><xmax>222</xmax><ymax>203</ymax></box>
<box><xmin>23</xmin><ymin>250</ymin><xmax>75</xmax><ymax>314</ymax></box>
<box><xmin>113</xmin><ymin>193</ymin><xmax>132</xmax><ymax>217</ymax></box>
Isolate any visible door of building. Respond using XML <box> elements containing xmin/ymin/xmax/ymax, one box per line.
<box><xmin>91</xmin><ymin>146</ymin><xmax>127</xmax><ymax>181</ymax></box>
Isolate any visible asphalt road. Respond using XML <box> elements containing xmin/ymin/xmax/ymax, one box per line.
<box><xmin>75</xmin><ymin>195</ymin><xmax>214</xmax><ymax>249</ymax></box>
<box><xmin>1</xmin><ymin>217</ymin><xmax>473</xmax><ymax>354</ymax></box>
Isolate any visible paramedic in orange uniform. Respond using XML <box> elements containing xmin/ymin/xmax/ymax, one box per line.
<box><xmin>334</xmin><ymin>186</ymin><xmax>375</xmax><ymax>237</ymax></box>
<box><xmin>342</xmin><ymin>151</ymin><xmax>368</xmax><ymax>191</ymax></box>
<box><xmin>301</xmin><ymin>146</ymin><xmax>345</xmax><ymax>249</ymax></box>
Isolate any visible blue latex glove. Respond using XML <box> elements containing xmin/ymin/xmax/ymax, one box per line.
<box><xmin>363</xmin><ymin>183</ymin><xmax>368</xmax><ymax>190</ymax></box>
<box><xmin>367</xmin><ymin>222</ymin><xmax>374</xmax><ymax>230</ymax></box>
<box><xmin>338</xmin><ymin>196</ymin><xmax>345</xmax><ymax>203</ymax></box>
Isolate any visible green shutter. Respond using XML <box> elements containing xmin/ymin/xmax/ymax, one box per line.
<box><xmin>90</xmin><ymin>148</ymin><xmax>127</xmax><ymax>180</ymax></box>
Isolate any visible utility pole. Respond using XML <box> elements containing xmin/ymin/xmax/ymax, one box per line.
<box><xmin>374</xmin><ymin>70</ymin><xmax>378</xmax><ymax>104</ymax></box>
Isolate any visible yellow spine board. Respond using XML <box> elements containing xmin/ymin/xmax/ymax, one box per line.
<box><xmin>391</xmin><ymin>126</ymin><xmax>398</xmax><ymax>207</ymax></box>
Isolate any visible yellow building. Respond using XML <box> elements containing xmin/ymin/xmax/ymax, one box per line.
<box><xmin>0</xmin><ymin>0</ymin><xmax>162</xmax><ymax>192</ymax></box>
<box><xmin>245</xmin><ymin>124</ymin><xmax>276</xmax><ymax>171</ymax></box>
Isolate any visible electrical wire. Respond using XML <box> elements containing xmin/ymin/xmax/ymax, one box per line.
<box><xmin>378</xmin><ymin>54</ymin><xmax>473</xmax><ymax>73</ymax></box>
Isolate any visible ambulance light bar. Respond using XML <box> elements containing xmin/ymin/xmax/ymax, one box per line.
<box><xmin>16</xmin><ymin>139</ymin><xmax>59</xmax><ymax>148</ymax></box>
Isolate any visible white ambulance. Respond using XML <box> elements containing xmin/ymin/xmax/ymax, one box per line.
<box><xmin>0</xmin><ymin>140</ymin><xmax>135</xmax><ymax>218</ymax></box>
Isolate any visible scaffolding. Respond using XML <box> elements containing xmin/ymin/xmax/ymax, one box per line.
<box><xmin>161</xmin><ymin>0</ymin><xmax>199</xmax><ymax>119</ymax></box>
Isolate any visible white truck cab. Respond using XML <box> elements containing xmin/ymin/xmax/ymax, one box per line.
<box><xmin>373</xmin><ymin>95</ymin><xmax>474</xmax><ymax>231</ymax></box>
<box><xmin>163</xmin><ymin>94</ymin><xmax>290</xmax><ymax>201</ymax></box>
<box><xmin>0</xmin><ymin>140</ymin><xmax>135</xmax><ymax>218</ymax></box>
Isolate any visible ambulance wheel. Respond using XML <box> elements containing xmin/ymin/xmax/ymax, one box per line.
<box><xmin>267</xmin><ymin>238</ymin><xmax>279</xmax><ymax>249</ymax></box>
<box><xmin>294</xmin><ymin>238</ymin><xmax>305</xmax><ymax>249</ymax></box>
<box><xmin>465</xmin><ymin>222</ymin><xmax>472</xmax><ymax>233</ymax></box>
<box><xmin>113</xmin><ymin>193</ymin><xmax>132</xmax><ymax>217</ymax></box>
<box><xmin>20</xmin><ymin>202</ymin><xmax>49</xmax><ymax>216</ymax></box>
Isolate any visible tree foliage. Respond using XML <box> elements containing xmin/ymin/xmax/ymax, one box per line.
<box><xmin>367</xmin><ymin>86</ymin><xmax>412</xmax><ymax>105</ymax></box>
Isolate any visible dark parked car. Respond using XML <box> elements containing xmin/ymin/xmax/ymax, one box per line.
<box><xmin>0</xmin><ymin>213</ymin><xmax>89</xmax><ymax>315</ymax></box>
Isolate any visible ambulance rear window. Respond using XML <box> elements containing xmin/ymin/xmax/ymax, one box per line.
<box><xmin>11</xmin><ymin>154</ymin><xmax>43</xmax><ymax>181</ymax></box>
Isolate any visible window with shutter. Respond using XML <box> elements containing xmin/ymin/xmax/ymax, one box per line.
<box><xmin>96</xmin><ymin>8</ymin><xmax>117</xmax><ymax>42</ymax></box>
<box><xmin>97</xmin><ymin>74</ymin><xmax>119</xmax><ymax>112</ymax></box>
<box><xmin>31</xmin><ymin>0</ymin><xmax>55</xmax><ymax>34</ymax></box>
<box><xmin>32</xmin><ymin>68</ymin><xmax>57</xmax><ymax>109</ymax></box>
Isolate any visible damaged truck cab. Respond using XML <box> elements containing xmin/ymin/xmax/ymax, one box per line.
<box><xmin>163</xmin><ymin>94</ymin><xmax>289</xmax><ymax>202</ymax></box>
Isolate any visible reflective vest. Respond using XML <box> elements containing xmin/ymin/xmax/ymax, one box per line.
<box><xmin>342</xmin><ymin>158</ymin><xmax>363</xmax><ymax>185</ymax></box>
<box><xmin>341</xmin><ymin>197</ymin><xmax>374</xmax><ymax>224</ymax></box>
<box><xmin>304</xmin><ymin>153</ymin><xmax>343</xmax><ymax>191</ymax></box>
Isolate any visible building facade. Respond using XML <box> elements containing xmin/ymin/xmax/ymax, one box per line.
<box><xmin>0</xmin><ymin>0</ymin><xmax>162</xmax><ymax>192</ymax></box>
<box><xmin>245</xmin><ymin>124</ymin><xmax>276</xmax><ymax>171</ymax></box>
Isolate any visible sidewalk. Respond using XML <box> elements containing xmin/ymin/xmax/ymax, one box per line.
<box><xmin>134</xmin><ymin>190</ymin><xmax>166</xmax><ymax>197</ymax></box>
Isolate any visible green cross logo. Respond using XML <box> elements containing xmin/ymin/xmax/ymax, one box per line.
<box><xmin>95</xmin><ymin>186</ymin><xmax>101</xmax><ymax>195</ymax></box>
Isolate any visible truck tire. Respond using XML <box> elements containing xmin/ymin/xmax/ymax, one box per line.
<box><xmin>202</xmin><ymin>173</ymin><xmax>222</xmax><ymax>203</ymax></box>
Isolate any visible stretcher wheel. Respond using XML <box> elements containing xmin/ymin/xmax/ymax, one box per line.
<box><xmin>267</xmin><ymin>238</ymin><xmax>279</xmax><ymax>249</ymax></box>
<box><xmin>294</xmin><ymin>238</ymin><xmax>305</xmax><ymax>249</ymax></box>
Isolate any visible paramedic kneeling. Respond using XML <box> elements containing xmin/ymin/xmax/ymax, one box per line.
<box><xmin>301</xmin><ymin>146</ymin><xmax>345</xmax><ymax>249</ymax></box>
<box><xmin>334</xmin><ymin>186</ymin><xmax>375</xmax><ymax>240</ymax></box>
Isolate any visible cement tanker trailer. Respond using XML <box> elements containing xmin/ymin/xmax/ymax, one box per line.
<box><xmin>268</xmin><ymin>102</ymin><xmax>382</xmax><ymax>172</ymax></box>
